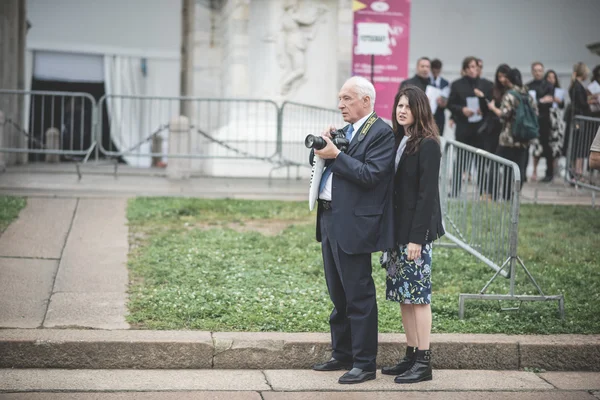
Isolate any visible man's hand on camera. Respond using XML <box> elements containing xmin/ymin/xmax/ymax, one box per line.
<box><xmin>314</xmin><ymin>135</ymin><xmax>341</xmax><ymax>159</ymax></box>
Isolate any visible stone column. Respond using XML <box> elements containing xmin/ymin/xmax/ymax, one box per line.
<box><xmin>0</xmin><ymin>0</ymin><xmax>27</xmax><ymax>166</ymax></box>
<box><xmin>337</xmin><ymin>0</ymin><xmax>353</xmax><ymax>91</ymax></box>
<box><xmin>16</xmin><ymin>0</ymin><xmax>28</xmax><ymax>164</ymax></box>
<box><xmin>180</xmin><ymin>0</ymin><xmax>195</xmax><ymax>118</ymax></box>
<box><xmin>166</xmin><ymin>115</ymin><xmax>191</xmax><ymax>179</ymax></box>
<box><xmin>220</xmin><ymin>0</ymin><xmax>250</xmax><ymax>98</ymax></box>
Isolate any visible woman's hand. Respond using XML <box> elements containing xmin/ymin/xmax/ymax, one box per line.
<box><xmin>474</xmin><ymin>88</ymin><xmax>484</xmax><ymax>98</ymax></box>
<box><xmin>407</xmin><ymin>242</ymin><xmax>422</xmax><ymax>261</ymax></box>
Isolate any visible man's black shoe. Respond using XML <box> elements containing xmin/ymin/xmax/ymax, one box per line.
<box><xmin>312</xmin><ymin>358</ymin><xmax>352</xmax><ymax>371</ymax></box>
<box><xmin>541</xmin><ymin>176</ymin><xmax>553</xmax><ymax>183</ymax></box>
<box><xmin>338</xmin><ymin>368</ymin><xmax>376</xmax><ymax>384</ymax></box>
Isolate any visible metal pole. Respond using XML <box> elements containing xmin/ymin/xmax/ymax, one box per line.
<box><xmin>371</xmin><ymin>55</ymin><xmax>375</xmax><ymax>84</ymax></box>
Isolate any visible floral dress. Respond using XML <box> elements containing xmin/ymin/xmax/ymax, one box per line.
<box><xmin>381</xmin><ymin>243</ymin><xmax>433</xmax><ymax>304</ymax></box>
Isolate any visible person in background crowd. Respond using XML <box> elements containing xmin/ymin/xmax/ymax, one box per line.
<box><xmin>447</xmin><ymin>56</ymin><xmax>492</xmax><ymax>195</ymax></box>
<box><xmin>476</xmin><ymin>58</ymin><xmax>494</xmax><ymax>95</ymax></box>
<box><xmin>400</xmin><ymin>57</ymin><xmax>431</xmax><ymax>93</ymax></box>
<box><xmin>565</xmin><ymin>62</ymin><xmax>592</xmax><ymax>180</ymax></box>
<box><xmin>430</xmin><ymin>58</ymin><xmax>450</xmax><ymax>136</ymax></box>
<box><xmin>487</xmin><ymin>68</ymin><xmax>537</xmax><ymax>198</ymax></box>
<box><xmin>544</xmin><ymin>70</ymin><xmax>566</xmax><ymax>172</ymax></box>
<box><xmin>486</xmin><ymin>64</ymin><xmax>511</xmax><ymax>153</ymax></box>
<box><xmin>482</xmin><ymin>64</ymin><xmax>511</xmax><ymax>199</ymax></box>
<box><xmin>528</xmin><ymin>62</ymin><xmax>555</xmax><ymax>183</ymax></box>
<box><xmin>381</xmin><ymin>86</ymin><xmax>444</xmax><ymax>384</ymax></box>
<box><xmin>589</xmin><ymin>65</ymin><xmax>600</xmax><ymax>117</ymax></box>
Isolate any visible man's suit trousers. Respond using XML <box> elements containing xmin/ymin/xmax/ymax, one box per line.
<box><xmin>319</xmin><ymin>207</ymin><xmax>378</xmax><ymax>371</ymax></box>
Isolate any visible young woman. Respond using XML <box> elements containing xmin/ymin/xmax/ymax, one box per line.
<box><xmin>543</xmin><ymin>70</ymin><xmax>566</xmax><ymax>170</ymax></box>
<box><xmin>482</xmin><ymin>64</ymin><xmax>511</xmax><ymax>199</ymax></box>
<box><xmin>590</xmin><ymin>65</ymin><xmax>600</xmax><ymax>117</ymax></box>
<box><xmin>381</xmin><ymin>86</ymin><xmax>445</xmax><ymax>384</ymax></box>
<box><xmin>487</xmin><ymin>68</ymin><xmax>537</xmax><ymax>196</ymax></box>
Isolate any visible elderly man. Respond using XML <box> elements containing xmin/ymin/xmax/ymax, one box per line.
<box><xmin>309</xmin><ymin>76</ymin><xmax>395</xmax><ymax>384</ymax></box>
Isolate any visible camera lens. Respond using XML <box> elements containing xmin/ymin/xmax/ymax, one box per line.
<box><xmin>305</xmin><ymin>134</ymin><xmax>326</xmax><ymax>150</ymax></box>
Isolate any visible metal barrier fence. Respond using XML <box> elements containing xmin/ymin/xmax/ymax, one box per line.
<box><xmin>565</xmin><ymin>115</ymin><xmax>600</xmax><ymax>192</ymax></box>
<box><xmin>98</xmin><ymin>95</ymin><xmax>281</xmax><ymax>168</ymax></box>
<box><xmin>0</xmin><ymin>90</ymin><xmax>344</xmax><ymax>178</ymax></box>
<box><xmin>440</xmin><ymin>139</ymin><xmax>564</xmax><ymax>319</ymax></box>
<box><xmin>0</xmin><ymin>89</ymin><xmax>97</xmax><ymax>162</ymax></box>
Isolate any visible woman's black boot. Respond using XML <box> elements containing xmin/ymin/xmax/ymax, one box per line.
<box><xmin>381</xmin><ymin>346</ymin><xmax>417</xmax><ymax>375</ymax></box>
<box><xmin>394</xmin><ymin>349</ymin><xmax>432</xmax><ymax>383</ymax></box>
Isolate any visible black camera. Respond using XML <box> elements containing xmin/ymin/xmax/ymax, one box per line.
<box><xmin>305</xmin><ymin>129</ymin><xmax>349</xmax><ymax>153</ymax></box>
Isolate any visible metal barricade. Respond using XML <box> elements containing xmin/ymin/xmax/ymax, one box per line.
<box><xmin>98</xmin><ymin>95</ymin><xmax>280</xmax><ymax>169</ymax></box>
<box><xmin>278</xmin><ymin>101</ymin><xmax>345</xmax><ymax>171</ymax></box>
<box><xmin>565</xmin><ymin>115</ymin><xmax>600</xmax><ymax>192</ymax></box>
<box><xmin>440</xmin><ymin>139</ymin><xmax>564</xmax><ymax>319</ymax></box>
<box><xmin>0</xmin><ymin>89</ymin><xmax>97</xmax><ymax>162</ymax></box>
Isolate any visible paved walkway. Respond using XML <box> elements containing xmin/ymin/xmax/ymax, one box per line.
<box><xmin>0</xmin><ymin>197</ymin><xmax>129</xmax><ymax>330</ymax></box>
<box><xmin>0</xmin><ymin>164</ymin><xmax>599</xmax><ymax>396</ymax></box>
<box><xmin>0</xmin><ymin>369</ymin><xmax>599</xmax><ymax>399</ymax></box>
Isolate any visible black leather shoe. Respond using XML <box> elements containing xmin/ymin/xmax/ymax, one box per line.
<box><xmin>312</xmin><ymin>358</ymin><xmax>352</xmax><ymax>371</ymax></box>
<box><xmin>338</xmin><ymin>368</ymin><xmax>376</xmax><ymax>384</ymax></box>
<box><xmin>381</xmin><ymin>346</ymin><xmax>417</xmax><ymax>375</ymax></box>
<box><xmin>394</xmin><ymin>349</ymin><xmax>433</xmax><ymax>384</ymax></box>
<box><xmin>541</xmin><ymin>176</ymin><xmax>553</xmax><ymax>183</ymax></box>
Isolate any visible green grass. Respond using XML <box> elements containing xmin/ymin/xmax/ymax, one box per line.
<box><xmin>0</xmin><ymin>196</ymin><xmax>26</xmax><ymax>233</ymax></box>
<box><xmin>127</xmin><ymin>198</ymin><xmax>600</xmax><ymax>334</ymax></box>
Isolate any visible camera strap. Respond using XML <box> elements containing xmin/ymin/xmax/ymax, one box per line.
<box><xmin>357</xmin><ymin>112</ymin><xmax>378</xmax><ymax>143</ymax></box>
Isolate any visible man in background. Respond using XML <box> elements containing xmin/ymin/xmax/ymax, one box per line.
<box><xmin>400</xmin><ymin>57</ymin><xmax>431</xmax><ymax>92</ymax></box>
<box><xmin>527</xmin><ymin>61</ymin><xmax>555</xmax><ymax>182</ymax></box>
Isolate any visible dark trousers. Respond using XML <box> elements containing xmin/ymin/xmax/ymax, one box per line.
<box><xmin>537</xmin><ymin>117</ymin><xmax>554</xmax><ymax>178</ymax></box>
<box><xmin>319</xmin><ymin>208</ymin><xmax>377</xmax><ymax>371</ymax></box>
<box><xmin>434</xmin><ymin>110</ymin><xmax>445</xmax><ymax>136</ymax></box>
<box><xmin>496</xmin><ymin>145</ymin><xmax>527</xmax><ymax>200</ymax></box>
<box><xmin>452</xmin><ymin>121</ymin><xmax>484</xmax><ymax>196</ymax></box>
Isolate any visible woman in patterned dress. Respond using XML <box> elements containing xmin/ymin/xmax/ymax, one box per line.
<box><xmin>545</xmin><ymin>70</ymin><xmax>566</xmax><ymax>172</ymax></box>
<box><xmin>381</xmin><ymin>86</ymin><xmax>445</xmax><ymax>384</ymax></box>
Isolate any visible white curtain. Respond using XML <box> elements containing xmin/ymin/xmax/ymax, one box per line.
<box><xmin>103</xmin><ymin>55</ymin><xmax>180</xmax><ymax>167</ymax></box>
<box><xmin>103</xmin><ymin>55</ymin><xmax>148</xmax><ymax>167</ymax></box>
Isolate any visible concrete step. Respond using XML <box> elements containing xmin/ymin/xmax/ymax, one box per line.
<box><xmin>0</xmin><ymin>369</ymin><xmax>599</xmax><ymax>398</ymax></box>
<box><xmin>1</xmin><ymin>330</ymin><xmax>599</xmax><ymax>371</ymax></box>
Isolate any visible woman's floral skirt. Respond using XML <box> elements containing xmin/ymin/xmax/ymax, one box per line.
<box><xmin>382</xmin><ymin>243</ymin><xmax>432</xmax><ymax>304</ymax></box>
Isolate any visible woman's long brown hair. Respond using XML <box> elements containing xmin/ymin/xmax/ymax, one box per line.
<box><xmin>391</xmin><ymin>85</ymin><xmax>440</xmax><ymax>155</ymax></box>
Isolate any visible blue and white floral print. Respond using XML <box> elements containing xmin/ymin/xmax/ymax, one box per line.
<box><xmin>383</xmin><ymin>243</ymin><xmax>432</xmax><ymax>304</ymax></box>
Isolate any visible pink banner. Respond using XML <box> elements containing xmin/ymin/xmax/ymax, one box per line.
<box><xmin>351</xmin><ymin>0</ymin><xmax>411</xmax><ymax>120</ymax></box>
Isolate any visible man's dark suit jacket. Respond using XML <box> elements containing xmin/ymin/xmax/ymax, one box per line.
<box><xmin>309</xmin><ymin>116</ymin><xmax>395</xmax><ymax>255</ymax></box>
<box><xmin>400</xmin><ymin>75</ymin><xmax>430</xmax><ymax>93</ymax></box>
<box><xmin>393</xmin><ymin>137</ymin><xmax>445</xmax><ymax>245</ymax></box>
